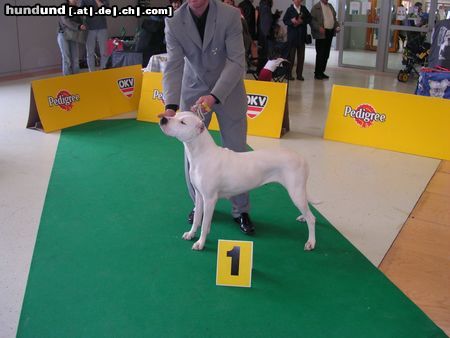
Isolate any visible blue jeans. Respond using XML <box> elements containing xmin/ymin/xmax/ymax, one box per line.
<box><xmin>57</xmin><ymin>33</ymin><xmax>80</xmax><ymax>75</ymax></box>
<box><xmin>85</xmin><ymin>29</ymin><xmax>108</xmax><ymax>71</ymax></box>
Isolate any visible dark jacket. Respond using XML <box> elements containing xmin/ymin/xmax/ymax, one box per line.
<box><xmin>239</xmin><ymin>0</ymin><xmax>256</xmax><ymax>40</ymax></box>
<box><xmin>310</xmin><ymin>1</ymin><xmax>339</xmax><ymax>39</ymax></box>
<box><xmin>141</xmin><ymin>15</ymin><xmax>166</xmax><ymax>55</ymax></box>
<box><xmin>282</xmin><ymin>4</ymin><xmax>311</xmax><ymax>46</ymax></box>
<box><xmin>58</xmin><ymin>15</ymin><xmax>83</xmax><ymax>33</ymax></box>
<box><xmin>258</xmin><ymin>0</ymin><xmax>273</xmax><ymax>39</ymax></box>
<box><xmin>80</xmin><ymin>0</ymin><xmax>109</xmax><ymax>30</ymax></box>
<box><xmin>135</xmin><ymin>15</ymin><xmax>166</xmax><ymax>65</ymax></box>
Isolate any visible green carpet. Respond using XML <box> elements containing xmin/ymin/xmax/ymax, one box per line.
<box><xmin>18</xmin><ymin>120</ymin><xmax>446</xmax><ymax>337</ymax></box>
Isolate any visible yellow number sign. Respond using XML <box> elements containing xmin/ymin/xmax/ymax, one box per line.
<box><xmin>216</xmin><ymin>240</ymin><xmax>253</xmax><ymax>288</ymax></box>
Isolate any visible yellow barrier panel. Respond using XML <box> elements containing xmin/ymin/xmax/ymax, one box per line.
<box><xmin>27</xmin><ymin>65</ymin><xmax>143</xmax><ymax>133</ymax></box>
<box><xmin>137</xmin><ymin>72</ymin><xmax>287</xmax><ymax>138</ymax></box>
<box><xmin>324</xmin><ymin>85</ymin><xmax>450</xmax><ymax>160</ymax></box>
<box><xmin>216</xmin><ymin>240</ymin><xmax>253</xmax><ymax>288</ymax></box>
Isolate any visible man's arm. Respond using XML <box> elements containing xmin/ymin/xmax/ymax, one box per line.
<box><xmin>283</xmin><ymin>7</ymin><xmax>294</xmax><ymax>26</ymax></box>
<box><xmin>303</xmin><ymin>6</ymin><xmax>312</xmax><ymax>25</ymax></box>
<box><xmin>331</xmin><ymin>4</ymin><xmax>340</xmax><ymax>31</ymax></box>
<box><xmin>310</xmin><ymin>5</ymin><xmax>322</xmax><ymax>32</ymax></box>
<box><xmin>161</xmin><ymin>18</ymin><xmax>185</xmax><ymax>116</ymax></box>
<box><xmin>210</xmin><ymin>9</ymin><xmax>245</xmax><ymax>104</ymax></box>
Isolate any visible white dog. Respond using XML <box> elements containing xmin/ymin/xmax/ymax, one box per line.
<box><xmin>159</xmin><ymin>111</ymin><xmax>316</xmax><ymax>251</ymax></box>
<box><xmin>429</xmin><ymin>79</ymin><xmax>449</xmax><ymax>98</ymax></box>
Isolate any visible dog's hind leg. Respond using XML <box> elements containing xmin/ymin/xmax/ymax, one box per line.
<box><xmin>192</xmin><ymin>194</ymin><xmax>217</xmax><ymax>251</ymax></box>
<box><xmin>183</xmin><ymin>189</ymin><xmax>203</xmax><ymax>241</ymax></box>
<box><xmin>285</xmin><ymin>180</ymin><xmax>316</xmax><ymax>251</ymax></box>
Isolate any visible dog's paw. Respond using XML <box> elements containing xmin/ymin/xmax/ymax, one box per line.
<box><xmin>192</xmin><ymin>240</ymin><xmax>205</xmax><ymax>251</ymax></box>
<box><xmin>304</xmin><ymin>240</ymin><xmax>316</xmax><ymax>251</ymax></box>
<box><xmin>182</xmin><ymin>231</ymin><xmax>195</xmax><ymax>240</ymax></box>
<box><xmin>297</xmin><ymin>215</ymin><xmax>306</xmax><ymax>222</ymax></box>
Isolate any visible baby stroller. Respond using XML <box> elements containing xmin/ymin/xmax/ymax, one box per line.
<box><xmin>246</xmin><ymin>50</ymin><xmax>291</xmax><ymax>83</ymax></box>
<box><xmin>247</xmin><ymin>57</ymin><xmax>291</xmax><ymax>82</ymax></box>
<box><xmin>270</xmin><ymin>59</ymin><xmax>291</xmax><ymax>82</ymax></box>
<box><xmin>397</xmin><ymin>31</ymin><xmax>431</xmax><ymax>82</ymax></box>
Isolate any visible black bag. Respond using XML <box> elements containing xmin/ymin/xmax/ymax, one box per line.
<box><xmin>305</xmin><ymin>34</ymin><xmax>312</xmax><ymax>45</ymax></box>
<box><xmin>63</xmin><ymin>28</ymin><xmax>86</xmax><ymax>44</ymax></box>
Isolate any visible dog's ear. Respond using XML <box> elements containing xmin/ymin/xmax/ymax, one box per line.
<box><xmin>198</xmin><ymin>122</ymin><xmax>205</xmax><ymax>133</ymax></box>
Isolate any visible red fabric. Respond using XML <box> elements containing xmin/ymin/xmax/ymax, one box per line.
<box><xmin>106</xmin><ymin>39</ymin><xmax>123</xmax><ymax>56</ymax></box>
<box><xmin>258</xmin><ymin>68</ymin><xmax>273</xmax><ymax>81</ymax></box>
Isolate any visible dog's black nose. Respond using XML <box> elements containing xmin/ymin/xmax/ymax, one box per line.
<box><xmin>160</xmin><ymin>117</ymin><xmax>168</xmax><ymax>125</ymax></box>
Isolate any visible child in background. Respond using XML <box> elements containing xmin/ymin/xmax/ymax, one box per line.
<box><xmin>258</xmin><ymin>53</ymin><xmax>287</xmax><ymax>81</ymax></box>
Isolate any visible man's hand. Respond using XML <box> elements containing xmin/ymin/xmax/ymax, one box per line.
<box><xmin>195</xmin><ymin>95</ymin><xmax>215</xmax><ymax>112</ymax></box>
<box><xmin>319</xmin><ymin>27</ymin><xmax>325</xmax><ymax>34</ymax></box>
<box><xmin>157</xmin><ymin>109</ymin><xmax>176</xmax><ymax>118</ymax></box>
<box><xmin>335</xmin><ymin>26</ymin><xmax>341</xmax><ymax>33</ymax></box>
<box><xmin>291</xmin><ymin>17</ymin><xmax>302</xmax><ymax>26</ymax></box>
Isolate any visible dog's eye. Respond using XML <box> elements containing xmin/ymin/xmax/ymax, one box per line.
<box><xmin>180</xmin><ymin>120</ymin><xmax>186</xmax><ymax>125</ymax></box>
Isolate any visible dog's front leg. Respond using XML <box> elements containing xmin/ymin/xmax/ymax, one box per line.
<box><xmin>192</xmin><ymin>195</ymin><xmax>217</xmax><ymax>251</ymax></box>
<box><xmin>183</xmin><ymin>190</ymin><xmax>203</xmax><ymax>241</ymax></box>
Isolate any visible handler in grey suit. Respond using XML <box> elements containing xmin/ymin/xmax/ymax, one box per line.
<box><xmin>159</xmin><ymin>0</ymin><xmax>254</xmax><ymax>233</ymax></box>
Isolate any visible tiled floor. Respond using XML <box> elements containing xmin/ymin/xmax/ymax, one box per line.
<box><xmin>0</xmin><ymin>50</ymin><xmax>444</xmax><ymax>337</ymax></box>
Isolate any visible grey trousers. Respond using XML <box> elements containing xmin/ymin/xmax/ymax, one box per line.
<box><xmin>184</xmin><ymin>110</ymin><xmax>250</xmax><ymax>218</ymax></box>
<box><xmin>85</xmin><ymin>28</ymin><xmax>108</xmax><ymax>71</ymax></box>
<box><xmin>57</xmin><ymin>33</ymin><xmax>80</xmax><ymax>75</ymax></box>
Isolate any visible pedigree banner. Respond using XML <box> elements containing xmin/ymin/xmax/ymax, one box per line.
<box><xmin>324</xmin><ymin>85</ymin><xmax>450</xmax><ymax>160</ymax></box>
<box><xmin>137</xmin><ymin>72</ymin><xmax>287</xmax><ymax>138</ymax></box>
<box><xmin>27</xmin><ymin>65</ymin><xmax>143</xmax><ymax>132</ymax></box>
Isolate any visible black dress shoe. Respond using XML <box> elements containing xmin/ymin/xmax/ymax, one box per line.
<box><xmin>297</xmin><ymin>76</ymin><xmax>305</xmax><ymax>81</ymax></box>
<box><xmin>287</xmin><ymin>75</ymin><xmax>295</xmax><ymax>80</ymax></box>
<box><xmin>314</xmin><ymin>74</ymin><xmax>324</xmax><ymax>80</ymax></box>
<box><xmin>234</xmin><ymin>212</ymin><xmax>255</xmax><ymax>234</ymax></box>
<box><xmin>322</xmin><ymin>73</ymin><xmax>330</xmax><ymax>79</ymax></box>
<box><xmin>187</xmin><ymin>209</ymin><xmax>195</xmax><ymax>224</ymax></box>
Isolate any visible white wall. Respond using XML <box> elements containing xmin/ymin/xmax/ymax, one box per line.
<box><xmin>0</xmin><ymin>0</ymin><xmax>140</xmax><ymax>76</ymax></box>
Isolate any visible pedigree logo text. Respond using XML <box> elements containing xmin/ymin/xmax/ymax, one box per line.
<box><xmin>152</xmin><ymin>89</ymin><xmax>165</xmax><ymax>105</ymax></box>
<box><xmin>343</xmin><ymin>104</ymin><xmax>386</xmax><ymax>128</ymax></box>
<box><xmin>48</xmin><ymin>90</ymin><xmax>80</xmax><ymax>111</ymax></box>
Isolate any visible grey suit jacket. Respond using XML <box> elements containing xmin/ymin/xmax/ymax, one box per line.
<box><xmin>163</xmin><ymin>0</ymin><xmax>247</xmax><ymax>120</ymax></box>
<box><xmin>310</xmin><ymin>1</ymin><xmax>339</xmax><ymax>39</ymax></box>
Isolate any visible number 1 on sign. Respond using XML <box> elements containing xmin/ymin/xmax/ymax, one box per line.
<box><xmin>227</xmin><ymin>246</ymin><xmax>240</xmax><ymax>276</ymax></box>
<box><xmin>216</xmin><ymin>240</ymin><xmax>253</xmax><ymax>288</ymax></box>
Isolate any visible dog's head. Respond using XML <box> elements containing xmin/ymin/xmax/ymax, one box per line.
<box><xmin>159</xmin><ymin>111</ymin><xmax>206</xmax><ymax>142</ymax></box>
<box><xmin>429</xmin><ymin>79</ymin><xmax>449</xmax><ymax>98</ymax></box>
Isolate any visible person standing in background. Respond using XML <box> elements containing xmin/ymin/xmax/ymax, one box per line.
<box><xmin>57</xmin><ymin>0</ymin><xmax>87</xmax><ymax>75</ymax></box>
<box><xmin>137</xmin><ymin>15</ymin><xmax>166</xmax><ymax>67</ymax></box>
<box><xmin>239</xmin><ymin>0</ymin><xmax>257</xmax><ymax>41</ymax></box>
<box><xmin>223</xmin><ymin>0</ymin><xmax>253</xmax><ymax>58</ymax></box>
<box><xmin>283</xmin><ymin>0</ymin><xmax>311</xmax><ymax>81</ymax></box>
<box><xmin>257</xmin><ymin>0</ymin><xmax>275</xmax><ymax>72</ymax></box>
<box><xmin>80</xmin><ymin>0</ymin><xmax>110</xmax><ymax>71</ymax></box>
<box><xmin>171</xmin><ymin>0</ymin><xmax>183</xmax><ymax>10</ymax></box>
<box><xmin>310</xmin><ymin>0</ymin><xmax>339</xmax><ymax>80</ymax></box>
